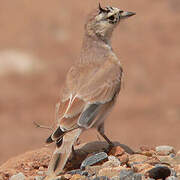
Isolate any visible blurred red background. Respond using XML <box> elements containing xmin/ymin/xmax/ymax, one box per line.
<box><xmin>0</xmin><ymin>0</ymin><xmax>180</xmax><ymax>165</ymax></box>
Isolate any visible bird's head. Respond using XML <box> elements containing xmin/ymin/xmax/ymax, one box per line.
<box><xmin>85</xmin><ymin>4</ymin><xmax>136</xmax><ymax>43</ymax></box>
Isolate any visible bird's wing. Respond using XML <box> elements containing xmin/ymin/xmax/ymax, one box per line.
<box><xmin>46</xmin><ymin>60</ymin><xmax>122</xmax><ymax>143</ymax></box>
<box><xmin>59</xmin><ymin>60</ymin><xmax>122</xmax><ymax>129</ymax></box>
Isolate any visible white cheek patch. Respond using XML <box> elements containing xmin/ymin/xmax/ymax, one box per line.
<box><xmin>95</xmin><ymin>13</ymin><xmax>105</xmax><ymax>21</ymax></box>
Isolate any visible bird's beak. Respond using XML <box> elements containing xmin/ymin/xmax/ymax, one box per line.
<box><xmin>120</xmin><ymin>11</ymin><xmax>136</xmax><ymax>19</ymax></box>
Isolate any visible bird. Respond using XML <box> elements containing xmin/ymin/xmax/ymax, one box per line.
<box><xmin>45</xmin><ymin>3</ymin><xmax>135</xmax><ymax>178</ymax></box>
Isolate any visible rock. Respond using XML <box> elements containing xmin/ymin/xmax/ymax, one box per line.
<box><xmin>34</xmin><ymin>176</ymin><xmax>44</xmax><ymax>180</ymax></box>
<box><xmin>10</xmin><ymin>173</ymin><xmax>26</xmax><ymax>180</ymax></box>
<box><xmin>131</xmin><ymin>163</ymin><xmax>154</xmax><ymax>174</ymax></box>
<box><xmin>133</xmin><ymin>173</ymin><xmax>142</xmax><ymax>180</ymax></box>
<box><xmin>39</xmin><ymin>167</ymin><xmax>44</xmax><ymax>171</ymax></box>
<box><xmin>118</xmin><ymin>153</ymin><xmax>129</xmax><ymax>165</ymax></box>
<box><xmin>85</xmin><ymin>165</ymin><xmax>102</xmax><ymax>176</ymax></box>
<box><xmin>111</xmin><ymin>176</ymin><xmax>119</xmax><ymax>180</ymax></box>
<box><xmin>67</xmin><ymin>169</ymin><xmax>88</xmax><ymax>176</ymax></box>
<box><xmin>154</xmin><ymin>164</ymin><xmax>176</xmax><ymax>177</ymax></box>
<box><xmin>157</xmin><ymin>155</ymin><xmax>180</xmax><ymax>166</ymax></box>
<box><xmin>166</xmin><ymin>176</ymin><xmax>179</xmax><ymax>180</ymax></box>
<box><xmin>119</xmin><ymin>169</ymin><xmax>134</xmax><ymax>179</ymax></box>
<box><xmin>109</xmin><ymin>146</ymin><xmax>125</xmax><ymax>157</ymax></box>
<box><xmin>93</xmin><ymin>177</ymin><xmax>110</xmax><ymax>180</ymax></box>
<box><xmin>63</xmin><ymin>174</ymin><xmax>72</xmax><ymax>179</ymax></box>
<box><xmin>146</xmin><ymin>166</ymin><xmax>171</xmax><ymax>179</ymax></box>
<box><xmin>139</xmin><ymin>146</ymin><xmax>156</xmax><ymax>157</ymax></box>
<box><xmin>80</xmin><ymin>152</ymin><xmax>108</xmax><ymax>170</ymax></box>
<box><xmin>129</xmin><ymin>154</ymin><xmax>149</xmax><ymax>163</ymax></box>
<box><xmin>98</xmin><ymin>166</ymin><xmax>126</xmax><ymax>178</ymax></box>
<box><xmin>145</xmin><ymin>157</ymin><xmax>161</xmax><ymax>165</ymax></box>
<box><xmin>37</xmin><ymin>171</ymin><xmax>44</xmax><ymax>175</ymax></box>
<box><xmin>102</xmin><ymin>156</ymin><xmax>121</xmax><ymax>167</ymax></box>
<box><xmin>70</xmin><ymin>174</ymin><xmax>86</xmax><ymax>180</ymax></box>
<box><xmin>155</xmin><ymin>146</ymin><xmax>175</xmax><ymax>156</ymax></box>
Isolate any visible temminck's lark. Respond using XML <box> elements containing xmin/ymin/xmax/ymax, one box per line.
<box><xmin>45</xmin><ymin>4</ymin><xmax>135</xmax><ymax>178</ymax></box>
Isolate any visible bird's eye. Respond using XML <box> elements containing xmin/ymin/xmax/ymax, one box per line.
<box><xmin>108</xmin><ymin>15</ymin><xmax>115</xmax><ymax>21</ymax></box>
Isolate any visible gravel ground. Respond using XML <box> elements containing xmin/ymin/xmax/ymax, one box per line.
<box><xmin>0</xmin><ymin>142</ymin><xmax>180</xmax><ymax>180</ymax></box>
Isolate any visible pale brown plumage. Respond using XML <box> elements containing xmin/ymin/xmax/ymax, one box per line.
<box><xmin>45</xmin><ymin>4</ymin><xmax>135</xmax><ymax>179</ymax></box>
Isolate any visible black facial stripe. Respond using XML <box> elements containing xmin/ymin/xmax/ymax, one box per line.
<box><xmin>108</xmin><ymin>18</ymin><xmax>118</xmax><ymax>24</ymax></box>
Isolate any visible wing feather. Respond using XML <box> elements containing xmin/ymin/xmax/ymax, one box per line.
<box><xmin>57</xmin><ymin>60</ymin><xmax>122</xmax><ymax>131</ymax></box>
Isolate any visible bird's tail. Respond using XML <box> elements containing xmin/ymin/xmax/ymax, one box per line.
<box><xmin>47</xmin><ymin>128</ymin><xmax>82</xmax><ymax>176</ymax></box>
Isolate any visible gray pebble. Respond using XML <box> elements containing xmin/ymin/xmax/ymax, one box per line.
<box><xmin>155</xmin><ymin>145</ymin><xmax>174</xmax><ymax>155</ymax></box>
<box><xmin>93</xmin><ymin>176</ymin><xmax>110</xmax><ymax>180</ymax></box>
<box><xmin>170</xmin><ymin>153</ymin><xmax>176</xmax><ymax>158</ymax></box>
<box><xmin>80</xmin><ymin>152</ymin><xmax>108</xmax><ymax>170</ymax></box>
<box><xmin>67</xmin><ymin>169</ymin><xmax>89</xmax><ymax>176</ymax></box>
<box><xmin>103</xmin><ymin>156</ymin><xmax>121</xmax><ymax>167</ymax></box>
<box><xmin>132</xmin><ymin>173</ymin><xmax>142</xmax><ymax>180</ymax></box>
<box><xmin>10</xmin><ymin>173</ymin><xmax>26</xmax><ymax>180</ymax></box>
<box><xmin>119</xmin><ymin>169</ymin><xmax>134</xmax><ymax>180</ymax></box>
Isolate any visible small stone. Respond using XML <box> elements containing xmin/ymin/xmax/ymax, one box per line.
<box><xmin>10</xmin><ymin>173</ymin><xmax>26</xmax><ymax>180</ymax></box>
<box><xmin>119</xmin><ymin>169</ymin><xmax>134</xmax><ymax>179</ymax></box>
<box><xmin>37</xmin><ymin>171</ymin><xmax>44</xmax><ymax>175</ymax></box>
<box><xmin>132</xmin><ymin>163</ymin><xmax>153</xmax><ymax>173</ymax></box>
<box><xmin>129</xmin><ymin>154</ymin><xmax>148</xmax><ymax>163</ymax></box>
<box><xmin>63</xmin><ymin>174</ymin><xmax>72</xmax><ymax>179</ymax></box>
<box><xmin>155</xmin><ymin>146</ymin><xmax>175</xmax><ymax>156</ymax></box>
<box><xmin>166</xmin><ymin>176</ymin><xmax>179</xmax><ymax>180</ymax></box>
<box><xmin>155</xmin><ymin>165</ymin><xmax>176</xmax><ymax>177</ymax></box>
<box><xmin>109</xmin><ymin>146</ymin><xmax>125</xmax><ymax>157</ymax></box>
<box><xmin>133</xmin><ymin>173</ymin><xmax>142</xmax><ymax>180</ymax></box>
<box><xmin>111</xmin><ymin>176</ymin><xmax>119</xmax><ymax>180</ymax></box>
<box><xmin>102</xmin><ymin>156</ymin><xmax>121</xmax><ymax>167</ymax></box>
<box><xmin>27</xmin><ymin>162</ymin><xmax>34</xmax><ymax>166</ymax></box>
<box><xmin>67</xmin><ymin>169</ymin><xmax>88</xmax><ymax>176</ymax></box>
<box><xmin>39</xmin><ymin>166</ymin><xmax>44</xmax><ymax>171</ymax></box>
<box><xmin>170</xmin><ymin>153</ymin><xmax>176</xmax><ymax>158</ymax></box>
<box><xmin>146</xmin><ymin>166</ymin><xmax>171</xmax><ymax>179</ymax></box>
<box><xmin>24</xmin><ymin>167</ymin><xmax>31</xmax><ymax>171</ymax></box>
<box><xmin>93</xmin><ymin>177</ymin><xmax>110</xmax><ymax>180</ymax></box>
<box><xmin>118</xmin><ymin>153</ymin><xmax>129</xmax><ymax>165</ymax></box>
<box><xmin>70</xmin><ymin>174</ymin><xmax>86</xmax><ymax>180</ymax></box>
<box><xmin>35</xmin><ymin>176</ymin><xmax>44</xmax><ymax>180</ymax></box>
<box><xmin>85</xmin><ymin>165</ymin><xmax>102</xmax><ymax>176</ymax></box>
<box><xmin>80</xmin><ymin>152</ymin><xmax>108</xmax><ymax>170</ymax></box>
<box><xmin>98</xmin><ymin>166</ymin><xmax>126</xmax><ymax>178</ymax></box>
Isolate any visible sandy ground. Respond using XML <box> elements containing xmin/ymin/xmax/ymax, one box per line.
<box><xmin>0</xmin><ymin>0</ymin><xmax>180</xmax><ymax>165</ymax></box>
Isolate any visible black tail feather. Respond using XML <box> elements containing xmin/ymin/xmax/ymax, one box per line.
<box><xmin>46</xmin><ymin>135</ymin><xmax>54</xmax><ymax>144</ymax></box>
<box><xmin>56</xmin><ymin>138</ymin><xmax>63</xmax><ymax>148</ymax></box>
<box><xmin>45</xmin><ymin>126</ymin><xmax>64</xmax><ymax>146</ymax></box>
<box><xmin>53</xmin><ymin>126</ymin><xmax>64</xmax><ymax>139</ymax></box>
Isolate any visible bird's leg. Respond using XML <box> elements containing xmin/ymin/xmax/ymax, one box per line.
<box><xmin>97</xmin><ymin>123</ymin><xmax>114</xmax><ymax>152</ymax></box>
